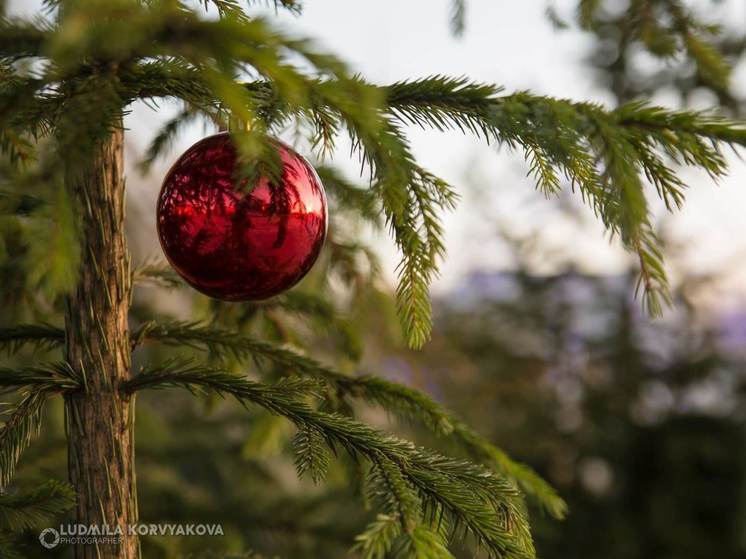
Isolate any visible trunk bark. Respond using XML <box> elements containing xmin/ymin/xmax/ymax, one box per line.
<box><xmin>64</xmin><ymin>125</ymin><xmax>139</xmax><ymax>559</ymax></box>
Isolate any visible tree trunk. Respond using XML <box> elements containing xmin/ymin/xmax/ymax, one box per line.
<box><xmin>64</xmin><ymin>124</ymin><xmax>139</xmax><ymax>559</ymax></box>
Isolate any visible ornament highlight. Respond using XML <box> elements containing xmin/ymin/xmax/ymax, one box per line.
<box><xmin>157</xmin><ymin>133</ymin><xmax>327</xmax><ymax>300</ymax></box>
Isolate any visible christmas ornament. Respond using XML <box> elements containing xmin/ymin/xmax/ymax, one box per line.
<box><xmin>157</xmin><ymin>133</ymin><xmax>327</xmax><ymax>300</ymax></box>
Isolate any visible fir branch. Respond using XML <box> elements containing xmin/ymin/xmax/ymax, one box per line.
<box><xmin>2</xmin><ymin>2</ymin><xmax>380</xmax><ymax>200</ymax></box>
<box><xmin>0</xmin><ymin>78</ymin><xmax>59</xmax><ymax>173</ymax></box>
<box><xmin>134</xmin><ymin>70</ymin><xmax>746</xmax><ymax>336</ymax></box>
<box><xmin>126</xmin><ymin>58</ymin><xmax>213</xmax><ymax>106</ymax></box>
<box><xmin>384</xmin><ymin>75</ymin><xmax>501</xmax><ymax>140</ymax></box>
<box><xmin>351</xmin><ymin>376</ymin><xmax>567</xmax><ymax>519</ymax></box>
<box><xmin>0</xmin><ymin>363</ymin><xmax>79</xmax><ymax>394</ymax></box>
<box><xmin>4</xmin><ymin>3</ymin><xmax>745</xmax><ymax>345</ymax></box>
<box><xmin>291</xmin><ymin>424</ymin><xmax>329</xmax><ymax>484</ymax></box>
<box><xmin>346</xmin><ymin>120</ymin><xmax>453</xmax><ymax>349</ymax></box>
<box><xmin>449</xmin><ymin>0</ymin><xmax>466</xmax><ymax>38</ymax></box>
<box><xmin>247</xmin><ymin>0</ymin><xmax>303</xmax><ymax>14</ymax></box>
<box><xmin>0</xmin><ymin>325</ymin><xmax>65</xmax><ymax>355</ymax></box>
<box><xmin>615</xmin><ymin>101</ymin><xmax>746</xmax><ymax>146</ymax></box>
<box><xmin>0</xmin><ymin>16</ymin><xmax>49</xmax><ymax>59</ymax></box>
<box><xmin>395</xmin><ymin>524</ymin><xmax>455</xmax><ymax>559</ymax></box>
<box><xmin>200</xmin><ymin>0</ymin><xmax>251</xmax><ymax>23</ymax></box>
<box><xmin>383</xmin><ymin>83</ymin><xmax>746</xmax><ymax>313</ymax></box>
<box><xmin>134</xmin><ymin>321</ymin><xmax>566</xmax><ymax>517</ymax></box>
<box><xmin>353</xmin><ymin>513</ymin><xmax>402</xmax><ymax>559</ymax></box>
<box><xmin>132</xmin><ymin>260</ymin><xmax>184</xmax><ymax>289</ymax></box>
<box><xmin>358</xmin><ymin>457</ymin><xmax>457</xmax><ymax>559</ymax></box>
<box><xmin>0</xmin><ymin>479</ymin><xmax>76</xmax><ymax>532</ymax></box>
<box><xmin>203</xmin><ymin>0</ymin><xmax>302</xmax><ymax>19</ymax></box>
<box><xmin>124</xmin><ymin>362</ymin><xmax>534</xmax><ymax>559</ymax></box>
<box><xmin>0</xmin><ymin>391</ymin><xmax>47</xmax><ymax>487</ymax></box>
<box><xmin>367</xmin><ymin>456</ymin><xmax>422</xmax><ymax>532</ymax></box>
<box><xmin>47</xmin><ymin>2</ymin><xmax>351</xmax><ymax>81</ymax></box>
<box><xmin>0</xmin><ymin>364</ymin><xmax>77</xmax><ymax>486</ymax></box>
<box><xmin>124</xmin><ymin>361</ymin><xmax>321</xmax><ymax>399</ymax></box>
<box><xmin>128</xmin><ymin>65</ymin><xmax>443</xmax><ymax>348</ymax></box>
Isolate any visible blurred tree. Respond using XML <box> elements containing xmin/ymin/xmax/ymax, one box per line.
<box><xmin>551</xmin><ymin>0</ymin><xmax>746</xmax><ymax>110</ymax></box>
<box><xmin>1</xmin><ymin>1</ymin><xmax>746</xmax><ymax>558</ymax></box>
<box><xmin>411</xmin><ymin>257</ymin><xmax>746</xmax><ymax>558</ymax></box>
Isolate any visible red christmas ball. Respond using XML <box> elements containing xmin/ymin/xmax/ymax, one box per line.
<box><xmin>157</xmin><ymin>133</ymin><xmax>327</xmax><ymax>300</ymax></box>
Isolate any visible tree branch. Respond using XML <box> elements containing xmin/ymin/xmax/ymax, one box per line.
<box><xmin>123</xmin><ymin>361</ymin><xmax>534</xmax><ymax>559</ymax></box>
<box><xmin>133</xmin><ymin>320</ymin><xmax>566</xmax><ymax>518</ymax></box>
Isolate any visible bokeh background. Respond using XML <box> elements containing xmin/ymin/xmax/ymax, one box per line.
<box><xmin>5</xmin><ymin>0</ymin><xmax>746</xmax><ymax>557</ymax></box>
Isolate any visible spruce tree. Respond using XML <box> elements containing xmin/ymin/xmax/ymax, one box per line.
<box><xmin>1</xmin><ymin>1</ymin><xmax>745</xmax><ymax>558</ymax></box>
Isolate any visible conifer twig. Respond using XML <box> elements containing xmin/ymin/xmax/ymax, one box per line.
<box><xmin>133</xmin><ymin>320</ymin><xmax>566</xmax><ymax>518</ymax></box>
<box><xmin>124</xmin><ymin>361</ymin><xmax>535</xmax><ymax>559</ymax></box>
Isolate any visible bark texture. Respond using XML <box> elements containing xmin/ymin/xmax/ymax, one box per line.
<box><xmin>64</xmin><ymin>125</ymin><xmax>139</xmax><ymax>558</ymax></box>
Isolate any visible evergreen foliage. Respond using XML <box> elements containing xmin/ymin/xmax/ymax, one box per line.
<box><xmin>0</xmin><ymin>479</ymin><xmax>76</xmax><ymax>532</ymax></box>
<box><xmin>124</xmin><ymin>362</ymin><xmax>536</xmax><ymax>558</ymax></box>
<box><xmin>566</xmin><ymin>0</ymin><xmax>739</xmax><ymax>104</ymax></box>
<box><xmin>416</xmin><ymin>249</ymin><xmax>746</xmax><ymax>557</ymax></box>
<box><xmin>0</xmin><ymin>0</ymin><xmax>744</xmax><ymax>557</ymax></box>
<box><xmin>0</xmin><ymin>479</ymin><xmax>75</xmax><ymax>558</ymax></box>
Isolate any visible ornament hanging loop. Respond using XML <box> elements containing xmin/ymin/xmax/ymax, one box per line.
<box><xmin>228</xmin><ymin>113</ymin><xmax>253</xmax><ymax>133</ymax></box>
<box><xmin>217</xmin><ymin>81</ymin><xmax>259</xmax><ymax>133</ymax></box>
<box><xmin>218</xmin><ymin>108</ymin><xmax>254</xmax><ymax>134</ymax></box>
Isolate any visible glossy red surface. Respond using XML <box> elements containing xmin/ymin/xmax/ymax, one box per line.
<box><xmin>157</xmin><ymin>133</ymin><xmax>327</xmax><ymax>300</ymax></box>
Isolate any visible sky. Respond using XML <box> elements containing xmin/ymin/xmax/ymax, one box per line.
<box><xmin>9</xmin><ymin>0</ymin><xmax>746</xmax><ymax>309</ymax></box>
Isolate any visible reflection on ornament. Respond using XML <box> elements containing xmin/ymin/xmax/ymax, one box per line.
<box><xmin>157</xmin><ymin>133</ymin><xmax>327</xmax><ymax>300</ymax></box>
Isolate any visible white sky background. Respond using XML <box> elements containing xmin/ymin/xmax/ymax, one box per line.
<box><xmin>10</xmin><ymin>0</ymin><xmax>746</xmax><ymax>308</ymax></box>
